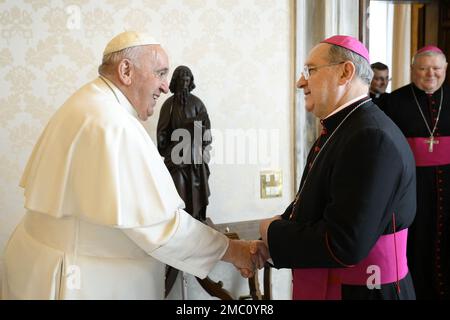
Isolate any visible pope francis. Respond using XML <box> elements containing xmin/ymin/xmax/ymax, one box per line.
<box><xmin>2</xmin><ymin>31</ymin><xmax>267</xmax><ymax>299</ymax></box>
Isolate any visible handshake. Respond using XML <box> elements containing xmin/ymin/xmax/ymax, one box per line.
<box><xmin>221</xmin><ymin>215</ymin><xmax>282</xmax><ymax>278</ymax></box>
<box><xmin>221</xmin><ymin>239</ymin><xmax>270</xmax><ymax>279</ymax></box>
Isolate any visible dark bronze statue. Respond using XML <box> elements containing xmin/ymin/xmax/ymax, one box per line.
<box><xmin>158</xmin><ymin>70</ymin><xmax>271</xmax><ymax>299</ymax></box>
<box><xmin>157</xmin><ymin>65</ymin><xmax>211</xmax><ymax>221</ymax></box>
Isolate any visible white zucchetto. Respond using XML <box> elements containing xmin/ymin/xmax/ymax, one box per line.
<box><xmin>103</xmin><ymin>31</ymin><xmax>160</xmax><ymax>56</ymax></box>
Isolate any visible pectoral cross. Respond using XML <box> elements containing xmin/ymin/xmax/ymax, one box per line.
<box><xmin>425</xmin><ymin>136</ymin><xmax>439</xmax><ymax>152</ymax></box>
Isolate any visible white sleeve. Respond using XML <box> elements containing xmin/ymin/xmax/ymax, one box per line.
<box><xmin>122</xmin><ymin>209</ymin><xmax>229</xmax><ymax>279</ymax></box>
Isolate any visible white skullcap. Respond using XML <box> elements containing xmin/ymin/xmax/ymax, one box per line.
<box><xmin>103</xmin><ymin>31</ymin><xmax>160</xmax><ymax>56</ymax></box>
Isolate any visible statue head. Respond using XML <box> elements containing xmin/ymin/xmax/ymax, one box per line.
<box><xmin>169</xmin><ymin>65</ymin><xmax>196</xmax><ymax>94</ymax></box>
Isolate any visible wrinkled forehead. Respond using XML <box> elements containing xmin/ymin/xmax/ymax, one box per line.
<box><xmin>413</xmin><ymin>53</ymin><xmax>447</xmax><ymax>67</ymax></box>
<box><xmin>306</xmin><ymin>43</ymin><xmax>331</xmax><ymax>65</ymax></box>
<box><xmin>143</xmin><ymin>45</ymin><xmax>168</xmax><ymax>68</ymax></box>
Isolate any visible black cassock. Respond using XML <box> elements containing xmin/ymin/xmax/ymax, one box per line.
<box><xmin>268</xmin><ymin>98</ymin><xmax>417</xmax><ymax>300</ymax></box>
<box><xmin>370</xmin><ymin>92</ymin><xmax>389</xmax><ymax>112</ymax></box>
<box><xmin>384</xmin><ymin>83</ymin><xmax>450</xmax><ymax>299</ymax></box>
<box><xmin>157</xmin><ymin>94</ymin><xmax>211</xmax><ymax>221</ymax></box>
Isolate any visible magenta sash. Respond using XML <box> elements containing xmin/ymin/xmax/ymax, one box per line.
<box><xmin>292</xmin><ymin>229</ymin><xmax>408</xmax><ymax>300</ymax></box>
<box><xmin>407</xmin><ymin>137</ymin><xmax>450</xmax><ymax>167</ymax></box>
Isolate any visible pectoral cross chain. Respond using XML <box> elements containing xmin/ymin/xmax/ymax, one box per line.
<box><xmin>411</xmin><ymin>85</ymin><xmax>443</xmax><ymax>153</ymax></box>
<box><xmin>425</xmin><ymin>136</ymin><xmax>439</xmax><ymax>152</ymax></box>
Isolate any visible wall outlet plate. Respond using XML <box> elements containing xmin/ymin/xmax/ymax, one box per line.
<box><xmin>260</xmin><ymin>170</ymin><xmax>282</xmax><ymax>198</ymax></box>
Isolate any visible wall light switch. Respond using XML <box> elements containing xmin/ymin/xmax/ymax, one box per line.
<box><xmin>260</xmin><ymin>170</ymin><xmax>282</xmax><ymax>198</ymax></box>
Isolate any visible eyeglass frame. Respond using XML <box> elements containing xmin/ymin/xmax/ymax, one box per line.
<box><xmin>301</xmin><ymin>61</ymin><xmax>345</xmax><ymax>80</ymax></box>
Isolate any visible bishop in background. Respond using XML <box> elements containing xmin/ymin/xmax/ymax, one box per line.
<box><xmin>384</xmin><ymin>45</ymin><xmax>450</xmax><ymax>300</ymax></box>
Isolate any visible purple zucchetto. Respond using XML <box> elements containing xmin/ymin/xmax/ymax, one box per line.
<box><xmin>321</xmin><ymin>35</ymin><xmax>370</xmax><ymax>63</ymax></box>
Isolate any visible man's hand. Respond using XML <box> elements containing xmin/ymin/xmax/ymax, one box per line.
<box><xmin>259</xmin><ymin>215</ymin><xmax>282</xmax><ymax>246</ymax></box>
<box><xmin>238</xmin><ymin>240</ymin><xmax>270</xmax><ymax>278</ymax></box>
<box><xmin>250</xmin><ymin>240</ymin><xmax>269</xmax><ymax>269</ymax></box>
<box><xmin>221</xmin><ymin>239</ymin><xmax>270</xmax><ymax>278</ymax></box>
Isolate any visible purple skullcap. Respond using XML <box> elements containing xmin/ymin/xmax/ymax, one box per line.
<box><xmin>321</xmin><ymin>35</ymin><xmax>370</xmax><ymax>63</ymax></box>
<box><xmin>415</xmin><ymin>45</ymin><xmax>444</xmax><ymax>55</ymax></box>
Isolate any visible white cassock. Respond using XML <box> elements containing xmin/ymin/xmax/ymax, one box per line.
<box><xmin>2</xmin><ymin>77</ymin><xmax>229</xmax><ymax>300</ymax></box>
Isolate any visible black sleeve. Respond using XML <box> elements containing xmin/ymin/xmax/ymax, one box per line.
<box><xmin>268</xmin><ymin>128</ymin><xmax>404</xmax><ymax>268</ymax></box>
<box><xmin>376</xmin><ymin>93</ymin><xmax>389</xmax><ymax>113</ymax></box>
<box><xmin>382</xmin><ymin>92</ymin><xmax>396</xmax><ymax>120</ymax></box>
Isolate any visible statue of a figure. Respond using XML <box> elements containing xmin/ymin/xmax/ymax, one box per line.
<box><xmin>157</xmin><ymin>65</ymin><xmax>211</xmax><ymax>221</ymax></box>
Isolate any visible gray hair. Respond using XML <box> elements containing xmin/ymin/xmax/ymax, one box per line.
<box><xmin>328</xmin><ymin>45</ymin><xmax>373</xmax><ymax>85</ymax></box>
<box><xmin>98</xmin><ymin>46</ymin><xmax>145</xmax><ymax>76</ymax></box>
<box><xmin>411</xmin><ymin>50</ymin><xmax>447</xmax><ymax>65</ymax></box>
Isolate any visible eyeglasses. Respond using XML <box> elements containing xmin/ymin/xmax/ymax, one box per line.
<box><xmin>302</xmin><ymin>61</ymin><xmax>345</xmax><ymax>80</ymax></box>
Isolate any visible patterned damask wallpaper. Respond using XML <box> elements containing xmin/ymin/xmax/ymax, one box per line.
<box><xmin>0</xmin><ymin>0</ymin><xmax>293</xmax><ymax>290</ymax></box>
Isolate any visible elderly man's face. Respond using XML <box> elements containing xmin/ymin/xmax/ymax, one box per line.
<box><xmin>296</xmin><ymin>44</ymin><xmax>342</xmax><ymax>119</ymax></box>
<box><xmin>411</xmin><ymin>54</ymin><xmax>447</xmax><ymax>93</ymax></box>
<box><xmin>130</xmin><ymin>45</ymin><xmax>169</xmax><ymax>121</ymax></box>
<box><xmin>370</xmin><ymin>69</ymin><xmax>389</xmax><ymax>94</ymax></box>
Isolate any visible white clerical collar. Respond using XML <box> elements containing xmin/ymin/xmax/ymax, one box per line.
<box><xmin>324</xmin><ymin>94</ymin><xmax>368</xmax><ymax>119</ymax></box>
<box><xmin>369</xmin><ymin>91</ymin><xmax>382</xmax><ymax>98</ymax></box>
<box><xmin>98</xmin><ymin>76</ymin><xmax>139</xmax><ymax>119</ymax></box>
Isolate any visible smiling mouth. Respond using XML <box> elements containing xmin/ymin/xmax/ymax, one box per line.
<box><xmin>153</xmin><ymin>94</ymin><xmax>159</xmax><ymax>100</ymax></box>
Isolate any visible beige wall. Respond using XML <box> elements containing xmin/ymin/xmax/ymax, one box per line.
<box><xmin>0</xmin><ymin>0</ymin><xmax>294</xmax><ymax>292</ymax></box>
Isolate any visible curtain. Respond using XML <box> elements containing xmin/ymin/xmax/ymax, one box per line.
<box><xmin>391</xmin><ymin>4</ymin><xmax>411</xmax><ymax>91</ymax></box>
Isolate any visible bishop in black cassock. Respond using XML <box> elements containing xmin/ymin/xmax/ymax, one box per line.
<box><xmin>260</xmin><ymin>35</ymin><xmax>417</xmax><ymax>300</ymax></box>
<box><xmin>384</xmin><ymin>45</ymin><xmax>450</xmax><ymax>300</ymax></box>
